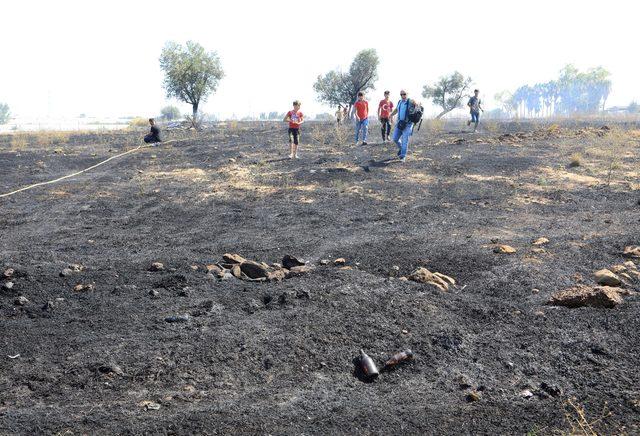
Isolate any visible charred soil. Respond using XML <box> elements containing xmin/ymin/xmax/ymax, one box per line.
<box><xmin>1</xmin><ymin>121</ymin><xmax>639</xmax><ymax>434</ymax></box>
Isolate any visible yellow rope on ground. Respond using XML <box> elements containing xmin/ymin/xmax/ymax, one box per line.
<box><xmin>0</xmin><ymin>140</ymin><xmax>174</xmax><ymax>199</ymax></box>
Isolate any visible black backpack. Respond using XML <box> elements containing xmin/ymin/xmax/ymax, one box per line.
<box><xmin>407</xmin><ymin>99</ymin><xmax>424</xmax><ymax>124</ymax></box>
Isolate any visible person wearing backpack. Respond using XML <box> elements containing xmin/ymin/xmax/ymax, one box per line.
<box><xmin>390</xmin><ymin>90</ymin><xmax>422</xmax><ymax>162</ymax></box>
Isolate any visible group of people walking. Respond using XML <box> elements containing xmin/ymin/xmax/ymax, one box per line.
<box><xmin>283</xmin><ymin>88</ymin><xmax>482</xmax><ymax>162</ymax></box>
<box><xmin>283</xmin><ymin>89</ymin><xmax>483</xmax><ymax>162</ymax></box>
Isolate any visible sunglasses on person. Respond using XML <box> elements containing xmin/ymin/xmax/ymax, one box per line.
<box><xmin>400</xmin><ymin>93</ymin><xmax>406</xmax><ymax>96</ymax></box>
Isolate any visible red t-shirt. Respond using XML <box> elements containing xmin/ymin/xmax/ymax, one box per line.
<box><xmin>354</xmin><ymin>100</ymin><xmax>369</xmax><ymax>120</ymax></box>
<box><xmin>287</xmin><ymin>110</ymin><xmax>303</xmax><ymax>129</ymax></box>
<box><xmin>378</xmin><ymin>99</ymin><xmax>394</xmax><ymax>118</ymax></box>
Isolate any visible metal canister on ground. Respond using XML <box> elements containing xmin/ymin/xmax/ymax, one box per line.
<box><xmin>359</xmin><ymin>349</ymin><xmax>379</xmax><ymax>378</ymax></box>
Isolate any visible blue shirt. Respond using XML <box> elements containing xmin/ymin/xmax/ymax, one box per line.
<box><xmin>397</xmin><ymin>99</ymin><xmax>409</xmax><ymax>120</ymax></box>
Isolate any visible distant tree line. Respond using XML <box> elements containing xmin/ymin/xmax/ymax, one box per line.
<box><xmin>0</xmin><ymin>103</ymin><xmax>10</xmax><ymax>124</ymax></box>
<box><xmin>496</xmin><ymin>65</ymin><xmax>611</xmax><ymax>118</ymax></box>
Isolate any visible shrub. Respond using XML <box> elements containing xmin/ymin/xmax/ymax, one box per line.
<box><xmin>161</xmin><ymin>105</ymin><xmax>181</xmax><ymax>121</ymax></box>
<box><xmin>35</xmin><ymin>131</ymin><xmax>71</xmax><ymax>147</ymax></box>
<box><xmin>569</xmin><ymin>152</ymin><xmax>582</xmax><ymax>167</ymax></box>
<box><xmin>128</xmin><ymin>117</ymin><xmax>149</xmax><ymax>128</ymax></box>
<box><xmin>11</xmin><ymin>133</ymin><xmax>29</xmax><ymax>150</ymax></box>
<box><xmin>422</xmin><ymin>118</ymin><xmax>445</xmax><ymax>133</ymax></box>
<box><xmin>332</xmin><ymin>124</ymin><xmax>350</xmax><ymax>145</ymax></box>
<box><xmin>309</xmin><ymin>123</ymin><xmax>329</xmax><ymax>144</ymax></box>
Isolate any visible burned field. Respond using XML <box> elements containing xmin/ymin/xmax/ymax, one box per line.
<box><xmin>1</xmin><ymin>121</ymin><xmax>639</xmax><ymax>434</ymax></box>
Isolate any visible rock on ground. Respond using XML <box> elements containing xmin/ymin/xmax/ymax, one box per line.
<box><xmin>594</xmin><ymin>269</ymin><xmax>622</xmax><ymax>286</ymax></box>
<box><xmin>408</xmin><ymin>267</ymin><xmax>455</xmax><ymax>291</ymax></box>
<box><xmin>548</xmin><ymin>285</ymin><xmax>623</xmax><ymax>309</ymax></box>
<box><xmin>493</xmin><ymin>244</ymin><xmax>517</xmax><ymax>254</ymax></box>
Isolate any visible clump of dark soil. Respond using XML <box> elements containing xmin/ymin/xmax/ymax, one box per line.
<box><xmin>1</xmin><ymin>121</ymin><xmax>639</xmax><ymax>434</ymax></box>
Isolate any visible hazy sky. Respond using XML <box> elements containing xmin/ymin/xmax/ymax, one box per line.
<box><xmin>2</xmin><ymin>0</ymin><xmax>638</xmax><ymax>119</ymax></box>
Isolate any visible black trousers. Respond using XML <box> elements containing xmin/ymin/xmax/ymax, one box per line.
<box><xmin>144</xmin><ymin>134</ymin><xmax>160</xmax><ymax>143</ymax></box>
<box><xmin>380</xmin><ymin>118</ymin><xmax>391</xmax><ymax>139</ymax></box>
<box><xmin>288</xmin><ymin>128</ymin><xmax>299</xmax><ymax>145</ymax></box>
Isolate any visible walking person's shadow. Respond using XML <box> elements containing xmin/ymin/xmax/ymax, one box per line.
<box><xmin>361</xmin><ymin>158</ymin><xmax>400</xmax><ymax>172</ymax></box>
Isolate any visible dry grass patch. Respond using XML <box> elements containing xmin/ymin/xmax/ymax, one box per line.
<box><xmin>537</xmin><ymin>167</ymin><xmax>600</xmax><ymax>189</ymax></box>
<box><xmin>128</xmin><ymin>118</ymin><xmax>148</xmax><ymax>128</ymax></box>
<box><xmin>465</xmin><ymin>174</ymin><xmax>512</xmax><ymax>183</ymax></box>
<box><xmin>10</xmin><ymin>133</ymin><xmax>29</xmax><ymax>150</ymax></box>
<box><xmin>48</xmin><ymin>190</ymin><xmax>70</xmax><ymax>197</ymax></box>
<box><xmin>293</xmin><ymin>184</ymin><xmax>319</xmax><ymax>192</ymax></box>
<box><xmin>404</xmin><ymin>171</ymin><xmax>436</xmax><ymax>185</ymax></box>
<box><xmin>10</xmin><ymin>130</ymin><xmax>74</xmax><ymax>150</ymax></box>
<box><xmin>35</xmin><ymin>131</ymin><xmax>71</xmax><ymax>147</ymax></box>
<box><xmin>528</xmin><ymin>398</ymin><xmax>618</xmax><ymax>436</ymax></box>
<box><xmin>309</xmin><ymin>123</ymin><xmax>330</xmax><ymax>144</ymax></box>
<box><xmin>422</xmin><ymin>118</ymin><xmax>445</xmax><ymax>133</ymax></box>
<box><xmin>332</xmin><ymin>124</ymin><xmax>351</xmax><ymax>145</ymax></box>
<box><xmin>142</xmin><ymin>168</ymin><xmax>209</xmax><ymax>182</ymax></box>
<box><xmin>209</xmin><ymin>164</ymin><xmax>278</xmax><ymax>197</ymax></box>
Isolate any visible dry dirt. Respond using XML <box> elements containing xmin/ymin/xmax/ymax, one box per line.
<box><xmin>1</xmin><ymin>120</ymin><xmax>639</xmax><ymax>435</ymax></box>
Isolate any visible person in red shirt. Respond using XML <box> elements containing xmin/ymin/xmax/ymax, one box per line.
<box><xmin>283</xmin><ymin>100</ymin><xmax>304</xmax><ymax>159</ymax></box>
<box><xmin>378</xmin><ymin>90</ymin><xmax>394</xmax><ymax>142</ymax></box>
<box><xmin>353</xmin><ymin>92</ymin><xmax>369</xmax><ymax>145</ymax></box>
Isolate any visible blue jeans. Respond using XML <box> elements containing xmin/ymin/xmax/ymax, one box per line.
<box><xmin>355</xmin><ymin>119</ymin><xmax>369</xmax><ymax>142</ymax></box>
<box><xmin>470</xmin><ymin>111</ymin><xmax>480</xmax><ymax>123</ymax></box>
<box><xmin>392</xmin><ymin>122</ymin><xmax>413</xmax><ymax>158</ymax></box>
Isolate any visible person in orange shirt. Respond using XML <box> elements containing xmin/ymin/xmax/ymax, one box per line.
<box><xmin>353</xmin><ymin>91</ymin><xmax>369</xmax><ymax>145</ymax></box>
<box><xmin>283</xmin><ymin>100</ymin><xmax>304</xmax><ymax>159</ymax></box>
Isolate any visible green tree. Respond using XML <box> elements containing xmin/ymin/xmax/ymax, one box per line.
<box><xmin>0</xmin><ymin>103</ymin><xmax>10</xmax><ymax>124</ymax></box>
<box><xmin>159</xmin><ymin>41</ymin><xmax>224</xmax><ymax>120</ymax></box>
<box><xmin>422</xmin><ymin>72</ymin><xmax>472</xmax><ymax>119</ymax></box>
<box><xmin>313</xmin><ymin>49</ymin><xmax>379</xmax><ymax>114</ymax></box>
<box><xmin>160</xmin><ymin>105</ymin><xmax>181</xmax><ymax>121</ymax></box>
<box><xmin>555</xmin><ymin>64</ymin><xmax>611</xmax><ymax>114</ymax></box>
<box><xmin>495</xmin><ymin>91</ymin><xmax>518</xmax><ymax>118</ymax></box>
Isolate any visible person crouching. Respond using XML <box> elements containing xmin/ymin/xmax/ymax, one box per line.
<box><xmin>144</xmin><ymin>118</ymin><xmax>162</xmax><ymax>145</ymax></box>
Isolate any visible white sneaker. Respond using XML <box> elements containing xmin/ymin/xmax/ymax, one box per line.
<box><xmin>289</xmin><ymin>153</ymin><xmax>294</xmax><ymax>159</ymax></box>
<box><xmin>294</xmin><ymin>154</ymin><xmax>299</xmax><ymax>159</ymax></box>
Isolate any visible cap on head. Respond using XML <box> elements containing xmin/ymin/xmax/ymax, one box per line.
<box><xmin>384</xmin><ymin>90</ymin><xmax>390</xmax><ymax>95</ymax></box>
<box><xmin>474</xmin><ymin>89</ymin><xmax>479</xmax><ymax>93</ymax></box>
